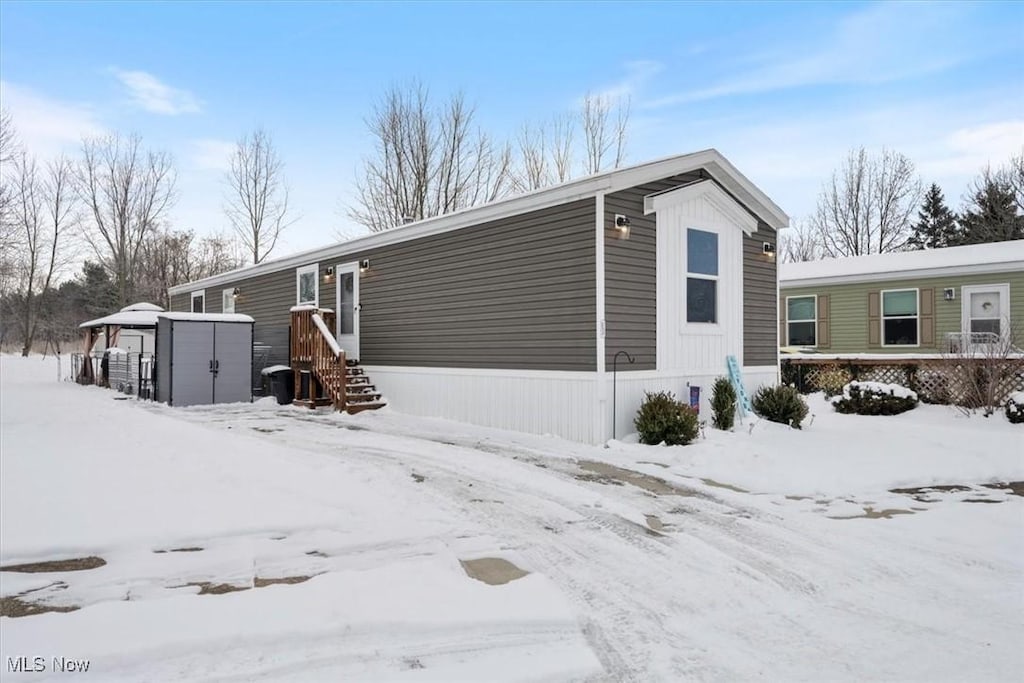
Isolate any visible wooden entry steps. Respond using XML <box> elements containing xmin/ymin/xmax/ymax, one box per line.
<box><xmin>342</xmin><ymin>360</ymin><xmax>387</xmax><ymax>414</ymax></box>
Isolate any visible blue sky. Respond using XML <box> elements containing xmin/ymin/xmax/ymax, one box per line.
<box><xmin>2</xmin><ymin>1</ymin><xmax>1022</xmax><ymax>258</ymax></box>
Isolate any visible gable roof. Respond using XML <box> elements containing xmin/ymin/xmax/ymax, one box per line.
<box><xmin>780</xmin><ymin>240</ymin><xmax>1024</xmax><ymax>287</ymax></box>
<box><xmin>169</xmin><ymin>149</ymin><xmax>788</xmax><ymax>295</ymax></box>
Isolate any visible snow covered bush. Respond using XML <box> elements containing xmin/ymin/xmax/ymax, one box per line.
<box><xmin>752</xmin><ymin>385</ymin><xmax>809</xmax><ymax>429</ymax></box>
<box><xmin>1006</xmin><ymin>392</ymin><xmax>1024</xmax><ymax>424</ymax></box>
<box><xmin>634</xmin><ymin>391</ymin><xmax>699</xmax><ymax>446</ymax></box>
<box><xmin>832</xmin><ymin>381</ymin><xmax>918</xmax><ymax>416</ymax></box>
<box><xmin>710</xmin><ymin>377</ymin><xmax>736</xmax><ymax>431</ymax></box>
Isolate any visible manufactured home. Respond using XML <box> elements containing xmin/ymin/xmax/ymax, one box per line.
<box><xmin>779</xmin><ymin>241</ymin><xmax>1024</xmax><ymax>355</ymax></box>
<box><xmin>168</xmin><ymin>149</ymin><xmax>788</xmax><ymax>443</ymax></box>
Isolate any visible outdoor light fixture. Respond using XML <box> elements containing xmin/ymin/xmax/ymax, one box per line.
<box><xmin>944</xmin><ymin>287</ymin><xmax>955</xmax><ymax>301</ymax></box>
<box><xmin>614</xmin><ymin>214</ymin><xmax>631</xmax><ymax>240</ymax></box>
<box><xmin>762</xmin><ymin>242</ymin><xmax>776</xmax><ymax>261</ymax></box>
<box><xmin>324</xmin><ymin>266</ymin><xmax>335</xmax><ymax>280</ymax></box>
<box><xmin>360</xmin><ymin>259</ymin><xmax>370</xmax><ymax>273</ymax></box>
<box><xmin>232</xmin><ymin>287</ymin><xmax>240</xmax><ymax>298</ymax></box>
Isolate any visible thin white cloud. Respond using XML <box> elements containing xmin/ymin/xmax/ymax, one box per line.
<box><xmin>0</xmin><ymin>81</ymin><xmax>107</xmax><ymax>157</ymax></box>
<box><xmin>111</xmin><ymin>68</ymin><xmax>201</xmax><ymax>115</ymax></box>
<box><xmin>190</xmin><ymin>138</ymin><xmax>235</xmax><ymax>172</ymax></box>
<box><xmin>918</xmin><ymin>120</ymin><xmax>1024</xmax><ymax>179</ymax></box>
<box><xmin>589</xmin><ymin>60</ymin><xmax>663</xmax><ymax>102</ymax></box>
<box><xmin>643</xmin><ymin>2</ymin><xmax>977</xmax><ymax>108</ymax></box>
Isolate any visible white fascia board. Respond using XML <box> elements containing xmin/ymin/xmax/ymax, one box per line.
<box><xmin>170</xmin><ymin>149</ymin><xmax>787</xmax><ymax>295</ymax></box>
<box><xmin>780</xmin><ymin>261</ymin><xmax>1024</xmax><ymax>289</ymax></box>
<box><xmin>643</xmin><ymin>179</ymin><xmax>759</xmax><ymax>235</ymax></box>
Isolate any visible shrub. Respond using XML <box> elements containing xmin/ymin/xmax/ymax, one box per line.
<box><xmin>710</xmin><ymin>377</ymin><xmax>737</xmax><ymax>431</ymax></box>
<box><xmin>812</xmin><ymin>364</ymin><xmax>852</xmax><ymax>398</ymax></box>
<box><xmin>634</xmin><ymin>391</ymin><xmax>700</xmax><ymax>445</ymax></box>
<box><xmin>752</xmin><ymin>385</ymin><xmax>809</xmax><ymax>429</ymax></box>
<box><xmin>832</xmin><ymin>381</ymin><xmax>918</xmax><ymax>416</ymax></box>
<box><xmin>1006</xmin><ymin>392</ymin><xmax>1024</xmax><ymax>424</ymax></box>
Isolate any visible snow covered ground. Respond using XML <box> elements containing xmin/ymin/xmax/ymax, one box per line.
<box><xmin>2</xmin><ymin>354</ymin><xmax>1022</xmax><ymax>681</ymax></box>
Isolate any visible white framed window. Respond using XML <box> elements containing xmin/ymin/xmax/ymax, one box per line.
<box><xmin>222</xmin><ymin>288</ymin><xmax>236</xmax><ymax>314</ymax></box>
<box><xmin>787</xmin><ymin>295</ymin><xmax>817</xmax><ymax>346</ymax></box>
<box><xmin>190</xmin><ymin>290</ymin><xmax>205</xmax><ymax>313</ymax></box>
<box><xmin>686</xmin><ymin>228</ymin><xmax>718</xmax><ymax>324</ymax></box>
<box><xmin>881</xmin><ymin>288</ymin><xmax>919</xmax><ymax>346</ymax></box>
<box><xmin>296</xmin><ymin>263</ymin><xmax>319</xmax><ymax>307</ymax></box>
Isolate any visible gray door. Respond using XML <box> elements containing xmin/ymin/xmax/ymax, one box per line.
<box><xmin>170</xmin><ymin>322</ymin><xmax>215</xmax><ymax>406</ymax></box>
<box><xmin>213</xmin><ymin>322</ymin><xmax>252</xmax><ymax>404</ymax></box>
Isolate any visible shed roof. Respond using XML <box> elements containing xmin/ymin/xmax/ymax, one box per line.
<box><xmin>780</xmin><ymin>240</ymin><xmax>1024</xmax><ymax>287</ymax></box>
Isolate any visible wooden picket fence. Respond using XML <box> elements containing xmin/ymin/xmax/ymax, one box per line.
<box><xmin>782</xmin><ymin>356</ymin><xmax>1024</xmax><ymax>406</ymax></box>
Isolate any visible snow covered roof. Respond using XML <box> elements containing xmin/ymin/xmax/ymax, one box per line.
<box><xmin>169</xmin><ymin>149</ymin><xmax>790</xmax><ymax>295</ymax></box>
<box><xmin>780</xmin><ymin>240</ymin><xmax>1024</xmax><ymax>287</ymax></box>
<box><xmin>120</xmin><ymin>302</ymin><xmax>164</xmax><ymax>312</ymax></box>
<box><xmin>158</xmin><ymin>313</ymin><xmax>254</xmax><ymax>323</ymax></box>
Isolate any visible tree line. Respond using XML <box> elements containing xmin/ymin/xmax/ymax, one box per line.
<box><xmin>781</xmin><ymin>147</ymin><xmax>1023</xmax><ymax>262</ymax></box>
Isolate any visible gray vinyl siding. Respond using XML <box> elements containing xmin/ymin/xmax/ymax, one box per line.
<box><xmin>171</xmin><ymin>199</ymin><xmax>597</xmax><ymax>371</ymax></box>
<box><xmin>605</xmin><ymin>173</ymin><xmax>702</xmax><ymax>370</ymax></box>
<box><xmin>743</xmin><ymin>222</ymin><xmax>778</xmax><ymax>366</ymax></box>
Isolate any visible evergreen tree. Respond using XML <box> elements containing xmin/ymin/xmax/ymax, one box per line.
<box><xmin>958</xmin><ymin>175</ymin><xmax>1024</xmax><ymax>245</ymax></box>
<box><xmin>906</xmin><ymin>183</ymin><xmax>959</xmax><ymax>249</ymax></box>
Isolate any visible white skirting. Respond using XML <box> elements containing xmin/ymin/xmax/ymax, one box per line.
<box><xmin>363</xmin><ymin>364</ymin><xmax>779</xmax><ymax>445</ymax></box>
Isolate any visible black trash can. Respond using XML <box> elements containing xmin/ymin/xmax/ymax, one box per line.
<box><xmin>268</xmin><ymin>368</ymin><xmax>295</xmax><ymax>405</ymax></box>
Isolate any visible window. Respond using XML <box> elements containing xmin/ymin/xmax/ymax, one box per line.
<box><xmin>963</xmin><ymin>284</ymin><xmax>1009</xmax><ymax>343</ymax></box>
<box><xmin>882</xmin><ymin>289</ymin><xmax>918</xmax><ymax>345</ymax></box>
<box><xmin>222</xmin><ymin>288</ymin><xmax>236</xmax><ymax>314</ymax></box>
<box><xmin>191</xmin><ymin>290</ymin><xmax>205</xmax><ymax>313</ymax></box>
<box><xmin>686</xmin><ymin>229</ymin><xmax>718</xmax><ymax>323</ymax></box>
<box><xmin>787</xmin><ymin>296</ymin><xmax>816</xmax><ymax>346</ymax></box>
<box><xmin>296</xmin><ymin>264</ymin><xmax>318</xmax><ymax>306</ymax></box>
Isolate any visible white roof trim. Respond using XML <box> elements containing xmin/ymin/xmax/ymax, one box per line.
<box><xmin>169</xmin><ymin>149</ymin><xmax>789</xmax><ymax>295</ymax></box>
<box><xmin>643</xmin><ymin>179</ymin><xmax>758</xmax><ymax>235</ymax></box>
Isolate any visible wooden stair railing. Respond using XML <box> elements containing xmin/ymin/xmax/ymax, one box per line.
<box><xmin>310</xmin><ymin>313</ymin><xmax>346</xmax><ymax>410</ymax></box>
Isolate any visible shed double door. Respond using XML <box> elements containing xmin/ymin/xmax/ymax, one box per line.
<box><xmin>171</xmin><ymin>323</ymin><xmax>251</xmax><ymax>406</ymax></box>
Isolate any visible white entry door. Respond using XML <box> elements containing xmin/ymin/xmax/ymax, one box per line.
<box><xmin>335</xmin><ymin>262</ymin><xmax>360</xmax><ymax>361</ymax></box>
<box><xmin>961</xmin><ymin>284</ymin><xmax>1009</xmax><ymax>344</ymax></box>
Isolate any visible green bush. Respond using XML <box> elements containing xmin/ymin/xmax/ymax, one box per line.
<box><xmin>1006</xmin><ymin>393</ymin><xmax>1024</xmax><ymax>424</ymax></box>
<box><xmin>752</xmin><ymin>385</ymin><xmax>809</xmax><ymax>429</ymax></box>
<box><xmin>710</xmin><ymin>377</ymin><xmax>736</xmax><ymax>431</ymax></box>
<box><xmin>634</xmin><ymin>391</ymin><xmax>700</xmax><ymax>445</ymax></box>
<box><xmin>832</xmin><ymin>381</ymin><xmax>918</xmax><ymax>416</ymax></box>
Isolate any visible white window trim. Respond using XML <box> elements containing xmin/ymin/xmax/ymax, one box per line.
<box><xmin>786</xmin><ymin>294</ymin><xmax>817</xmax><ymax>347</ymax></box>
<box><xmin>190</xmin><ymin>290</ymin><xmax>205</xmax><ymax>313</ymax></box>
<box><xmin>296</xmin><ymin>263</ymin><xmax>319</xmax><ymax>307</ymax></box>
<box><xmin>684</xmin><ymin>227</ymin><xmax>720</xmax><ymax>329</ymax></box>
<box><xmin>222</xmin><ymin>287</ymin><xmax>236</xmax><ymax>314</ymax></box>
<box><xmin>880</xmin><ymin>287</ymin><xmax>920</xmax><ymax>348</ymax></box>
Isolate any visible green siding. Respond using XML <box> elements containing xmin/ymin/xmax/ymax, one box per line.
<box><xmin>781</xmin><ymin>270</ymin><xmax>1024</xmax><ymax>353</ymax></box>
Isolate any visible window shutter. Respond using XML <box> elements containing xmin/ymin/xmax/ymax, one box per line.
<box><xmin>867</xmin><ymin>291</ymin><xmax>880</xmax><ymax>347</ymax></box>
<box><xmin>779</xmin><ymin>297</ymin><xmax>787</xmax><ymax>346</ymax></box>
<box><xmin>919</xmin><ymin>288</ymin><xmax>935</xmax><ymax>346</ymax></box>
<box><xmin>817</xmin><ymin>294</ymin><xmax>830</xmax><ymax>348</ymax></box>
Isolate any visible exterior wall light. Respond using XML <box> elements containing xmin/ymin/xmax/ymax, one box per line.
<box><xmin>762</xmin><ymin>242</ymin><xmax>776</xmax><ymax>261</ymax></box>
<box><xmin>360</xmin><ymin>259</ymin><xmax>370</xmax><ymax>273</ymax></box>
<box><xmin>944</xmin><ymin>287</ymin><xmax>955</xmax><ymax>301</ymax></box>
<box><xmin>614</xmin><ymin>214</ymin><xmax>631</xmax><ymax>240</ymax></box>
<box><xmin>324</xmin><ymin>266</ymin><xmax>335</xmax><ymax>281</ymax></box>
<box><xmin>232</xmin><ymin>287</ymin><xmax>240</xmax><ymax>298</ymax></box>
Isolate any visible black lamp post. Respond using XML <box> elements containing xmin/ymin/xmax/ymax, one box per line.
<box><xmin>612</xmin><ymin>350</ymin><xmax>635</xmax><ymax>440</ymax></box>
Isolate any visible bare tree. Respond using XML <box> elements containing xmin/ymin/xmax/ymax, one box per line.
<box><xmin>7</xmin><ymin>151</ymin><xmax>79</xmax><ymax>354</ymax></box>
<box><xmin>135</xmin><ymin>228</ymin><xmax>244</xmax><ymax>308</ymax></box>
<box><xmin>349</xmin><ymin>82</ymin><xmax>514</xmax><ymax>233</ymax></box>
<box><xmin>77</xmin><ymin>133</ymin><xmax>176</xmax><ymax>306</ymax></box>
<box><xmin>779</xmin><ymin>220</ymin><xmax>823</xmax><ymax>262</ymax></box>
<box><xmin>0</xmin><ymin>108</ymin><xmax>21</xmax><ymax>298</ymax></box>
<box><xmin>811</xmin><ymin>147</ymin><xmax>923</xmax><ymax>258</ymax></box>
<box><xmin>224</xmin><ymin>127</ymin><xmax>294</xmax><ymax>264</ymax></box>
<box><xmin>581</xmin><ymin>92</ymin><xmax>630</xmax><ymax>175</ymax></box>
<box><xmin>511</xmin><ymin>114</ymin><xmax>576</xmax><ymax>193</ymax></box>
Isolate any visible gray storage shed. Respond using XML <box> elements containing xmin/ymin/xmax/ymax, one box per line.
<box><xmin>155</xmin><ymin>313</ymin><xmax>256</xmax><ymax>407</ymax></box>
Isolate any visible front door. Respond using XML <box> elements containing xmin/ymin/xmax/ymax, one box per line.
<box><xmin>335</xmin><ymin>262</ymin><xmax>360</xmax><ymax>361</ymax></box>
<box><xmin>961</xmin><ymin>284</ymin><xmax>1009</xmax><ymax>345</ymax></box>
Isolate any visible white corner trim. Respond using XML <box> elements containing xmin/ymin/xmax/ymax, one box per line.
<box><xmin>643</xmin><ymin>179</ymin><xmax>758</xmax><ymax>234</ymax></box>
<box><xmin>596</xmin><ymin>192</ymin><xmax>606</xmax><ymax>376</ymax></box>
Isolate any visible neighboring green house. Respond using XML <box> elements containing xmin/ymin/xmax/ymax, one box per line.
<box><xmin>779</xmin><ymin>241</ymin><xmax>1024</xmax><ymax>354</ymax></box>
